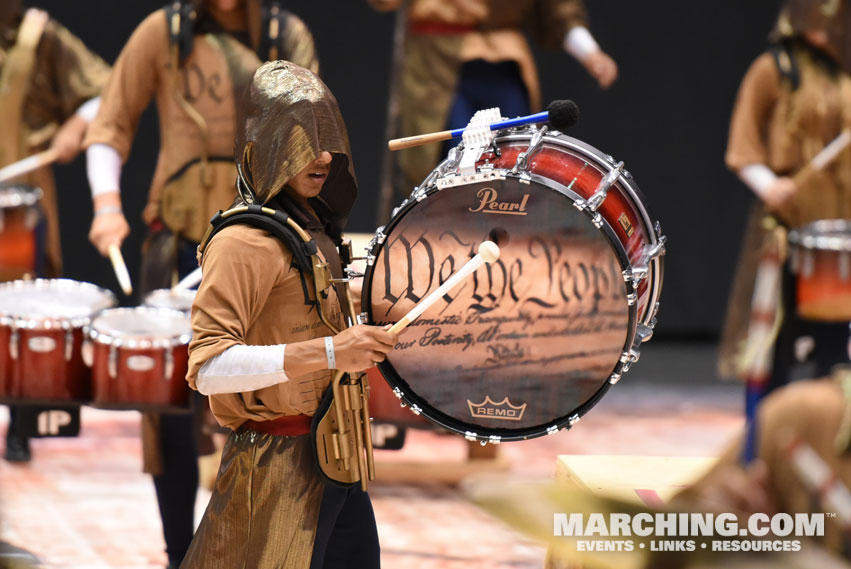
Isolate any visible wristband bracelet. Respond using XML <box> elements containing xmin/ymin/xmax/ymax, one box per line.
<box><xmin>324</xmin><ymin>336</ymin><xmax>336</xmax><ymax>370</ymax></box>
<box><xmin>94</xmin><ymin>206</ymin><xmax>122</xmax><ymax>217</ymax></box>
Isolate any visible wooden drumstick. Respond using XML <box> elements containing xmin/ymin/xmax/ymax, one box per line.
<box><xmin>388</xmin><ymin>241</ymin><xmax>500</xmax><ymax>335</ymax></box>
<box><xmin>108</xmin><ymin>244</ymin><xmax>133</xmax><ymax>296</ymax></box>
<box><xmin>172</xmin><ymin>266</ymin><xmax>202</xmax><ymax>293</ymax></box>
<box><xmin>0</xmin><ymin>148</ymin><xmax>59</xmax><ymax>184</ymax></box>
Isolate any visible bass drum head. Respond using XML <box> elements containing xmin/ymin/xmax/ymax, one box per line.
<box><xmin>364</xmin><ymin>176</ymin><xmax>636</xmax><ymax>441</ymax></box>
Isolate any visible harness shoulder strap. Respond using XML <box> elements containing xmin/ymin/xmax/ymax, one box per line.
<box><xmin>769</xmin><ymin>41</ymin><xmax>800</xmax><ymax>91</ymax></box>
<box><xmin>164</xmin><ymin>2</ymin><xmax>195</xmax><ymax>65</ymax></box>
<box><xmin>260</xmin><ymin>2</ymin><xmax>290</xmax><ymax>62</ymax></box>
<box><xmin>198</xmin><ymin>204</ymin><xmax>318</xmax><ymax>276</ymax></box>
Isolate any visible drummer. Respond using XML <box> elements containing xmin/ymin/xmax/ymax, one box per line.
<box><xmin>0</xmin><ymin>2</ymin><xmax>110</xmax><ymax>462</ymax></box>
<box><xmin>82</xmin><ymin>1</ymin><xmax>318</xmax><ymax>566</ymax></box>
<box><xmin>719</xmin><ymin>0</ymin><xmax>851</xmax><ymax>394</ymax></box>
<box><xmin>182</xmin><ymin>61</ymin><xmax>396</xmax><ymax>568</ymax></box>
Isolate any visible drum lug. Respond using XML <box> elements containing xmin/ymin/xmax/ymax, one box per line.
<box><xmin>464</xmin><ymin>431</ymin><xmax>479</xmax><ymax>442</ymax></box>
<box><xmin>634</xmin><ymin>323</ymin><xmax>653</xmax><ymax>347</ymax></box>
<box><xmin>546</xmin><ymin>425</ymin><xmax>559</xmax><ymax>436</ymax></box>
<box><xmin>64</xmin><ymin>329</ymin><xmax>73</xmax><ymax>361</ymax></box>
<box><xmin>9</xmin><ymin>328</ymin><xmax>18</xmax><ymax>360</ymax></box>
<box><xmin>644</xmin><ymin>235</ymin><xmax>667</xmax><ymax>261</ymax></box>
<box><xmin>586</xmin><ymin>161</ymin><xmax>624</xmax><ymax>212</ymax></box>
<box><xmin>410</xmin><ymin>403</ymin><xmax>421</xmax><ymax>416</ymax></box>
<box><xmin>392</xmin><ymin>387</ymin><xmax>403</xmax><ymax>399</ymax></box>
<box><xmin>164</xmin><ymin>349</ymin><xmax>174</xmax><ymax>380</ymax></box>
<box><xmin>510</xmin><ymin>125</ymin><xmax>548</xmax><ymax>174</ymax></box>
<box><xmin>609</xmin><ymin>372</ymin><xmax>622</xmax><ymax>385</ymax></box>
<box><xmin>619</xmin><ymin>349</ymin><xmax>640</xmax><ymax>374</ymax></box>
<box><xmin>488</xmin><ymin>435</ymin><xmax>502</xmax><ymax>445</ymax></box>
<box><xmin>108</xmin><ymin>346</ymin><xmax>118</xmax><ymax>379</ymax></box>
<box><xmin>568</xmin><ymin>414</ymin><xmax>580</xmax><ymax>427</ymax></box>
<box><xmin>357</xmin><ymin>312</ymin><xmax>369</xmax><ymax>325</ymax></box>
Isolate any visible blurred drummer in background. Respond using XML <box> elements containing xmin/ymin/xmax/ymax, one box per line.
<box><xmin>0</xmin><ymin>1</ymin><xmax>109</xmax><ymax>463</ymax></box>
<box><xmin>82</xmin><ymin>1</ymin><xmax>317</xmax><ymax>566</ymax></box>
<box><xmin>720</xmin><ymin>0</ymin><xmax>851</xmax><ymax>394</ymax></box>
<box><xmin>369</xmin><ymin>0</ymin><xmax>619</xmax><ymax>201</ymax></box>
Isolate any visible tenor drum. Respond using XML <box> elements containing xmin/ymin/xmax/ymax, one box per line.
<box><xmin>143</xmin><ymin>288</ymin><xmax>196</xmax><ymax>313</ymax></box>
<box><xmin>86</xmin><ymin>307</ymin><xmax>192</xmax><ymax>412</ymax></box>
<box><xmin>789</xmin><ymin>219</ymin><xmax>851</xmax><ymax>321</ymax></box>
<box><xmin>0</xmin><ymin>279</ymin><xmax>115</xmax><ymax>404</ymax></box>
<box><xmin>362</xmin><ymin>125</ymin><xmax>665</xmax><ymax>442</ymax></box>
<box><xmin>0</xmin><ymin>184</ymin><xmax>43</xmax><ymax>281</ymax></box>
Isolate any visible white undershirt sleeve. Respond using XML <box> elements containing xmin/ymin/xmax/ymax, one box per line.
<box><xmin>563</xmin><ymin>26</ymin><xmax>600</xmax><ymax>63</ymax></box>
<box><xmin>196</xmin><ymin>344</ymin><xmax>289</xmax><ymax>395</ymax></box>
<box><xmin>75</xmin><ymin>96</ymin><xmax>101</xmax><ymax>123</ymax></box>
<box><xmin>738</xmin><ymin>163</ymin><xmax>777</xmax><ymax>201</ymax></box>
<box><xmin>86</xmin><ymin>143</ymin><xmax>123</xmax><ymax>198</ymax></box>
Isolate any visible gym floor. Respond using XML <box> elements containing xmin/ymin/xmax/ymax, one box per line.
<box><xmin>0</xmin><ymin>341</ymin><xmax>743</xmax><ymax>568</ymax></box>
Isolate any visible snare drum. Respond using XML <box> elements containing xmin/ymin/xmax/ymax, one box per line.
<box><xmin>0</xmin><ymin>184</ymin><xmax>43</xmax><ymax>281</ymax></box>
<box><xmin>362</xmin><ymin>124</ymin><xmax>665</xmax><ymax>442</ymax></box>
<box><xmin>85</xmin><ymin>307</ymin><xmax>192</xmax><ymax>412</ymax></box>
<box><xmin>0</xmin><ymin>279</ymin><xmax>115</xmax><ymax>404</ymax></box>
<box><xmin>143</xmin><ymin>288</ymin><xmax>196</xmax><ymax>313</ymax></box>
<box><xmin>789</xmin><ymin>219</ymin><xmax>851</xmax><ymax>321</ymax></box>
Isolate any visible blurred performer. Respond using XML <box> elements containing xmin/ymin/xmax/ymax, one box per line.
<box><xmin>83</xmin><ymin>1</ymin><xmax>317</xmax><ymax>567</ymax></box>
<box><xmin>680</xmin><ymin>368</ymin><xmax>851</xmax><ymax>559</ymax></box>
<box><xmin>370</xmin><ymin>0</ymin><xmax>618</xmax><ymax>205</ymax></box>
<box><xmin>720</xmin><ymin>0</ymin><xmax>851</xmax><ymax>440</ymax></box>
<box><xmin>0</xmin><ymin>3</ymin><xmax>109</xmax><ymax>462</ymax></box>
<box><xmin>183</xmin><ymin>61</ymin><xmax>395</xmax><ymax>569</ymax></box>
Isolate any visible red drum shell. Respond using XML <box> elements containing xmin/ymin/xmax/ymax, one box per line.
<box><xmin>90</xmin><ymin>343</ymin><xmax>190</xmax><ymax>412</ymax></box>
<box><xmin>0</xmin><ymin>185</ymin><xmax>42</xmax><ymax>281</ymax></box>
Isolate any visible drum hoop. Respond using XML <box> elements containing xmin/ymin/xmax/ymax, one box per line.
<box><xmin>0</xmin><ymin>184</ymin><xmax>43</xmax><ymax>209</ymax></box>
<box><xmin>0</xmin><ymin>278</ymin><xmax>116</xmax><ymax>329</ymax></box>
<box><xmin>788</xmin><ymin>220</ymin><xmax>851</xmax><ymax>252</ymax></box>
<box><xmin>362</xmin><ymin>166</ymin><xmax>640</xmax><ymax>441</ymax></box>
<box><xmin>85</xmin><ymin>307</ymin><xmax>192</xmax><ymax>349</ymax></box>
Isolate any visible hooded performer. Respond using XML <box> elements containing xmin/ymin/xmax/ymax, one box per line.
<box><xmin>82</xmin><ymin>1</ymin><xmax>318</xmax><ymax>567</ymax></box>
<box><xmin>0</xmin><ymin>2</ymin><xmax>109</xmax><ymax>464</ymax></box>
<box><xmin>182</xmin><ymin>61</ymin><xmax>395</xmax><ymax>569</ymax></box>
<box><xmin>719</xmin><ymin>0</ymin><xmax>851</xmax><ymax>394</ymax></box>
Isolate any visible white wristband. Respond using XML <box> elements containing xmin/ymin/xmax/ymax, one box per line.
<box><xmin>563</xmin><ymin>26</ymin><xmax>600</xmax><ymax>63</ymax></box>
<box><xmin>324</xmin><ymin>336</ymin><xmax>336</xmax><ymax>370</ymax></box>
<box><xmin>86</xmin><ymin>143</ymin><xmax>123</xmax><ymax>198</ymax></box>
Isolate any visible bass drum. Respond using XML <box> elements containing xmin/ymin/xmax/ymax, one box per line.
<box><xmin>362</xmin><ymin>125</ymin><xmax>665</xmax><ymax>443</ymax></box>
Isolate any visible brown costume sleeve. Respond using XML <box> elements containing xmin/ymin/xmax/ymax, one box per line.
<box><xmin>282</xmin><ymin>13</ymin><xmax>319</xmax><ymax>75</ymax></box>
<box><xmin>529</xmin><ymin>0</ymin><xmax>588</xmax><ymax>50</ymax></box>
<box><xmin>726</xmin><ymin>53</ymin><xmax>781</xmax><ymax>172</ymax></box>
<box><xmin>187</xmin><ymin>226</ymin><xmax>288</xmax><ymax>390</ymax></box>
<box><xmin>41</xmin><ymin>20</ymin><xmax>110</xmax><ymax>120</ymax></box>
<box><xmin>83</xmin><ymin>11</ymin><xmax>165</xmax><ymax>160</ymax></box>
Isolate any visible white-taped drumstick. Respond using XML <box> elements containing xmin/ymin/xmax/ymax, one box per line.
<box><xmin>0</xmin><ymin>149</ymin><xmax>59</xmax><ymax>184</ymax></box>
<box><xmin>108</xmin><ymin>244</ymin><xmax>133</xmax><ymax>296</ymax></box>
<box><xmin>388</xmin><ymin>241</ymin><xmax>500</xmax><ymax>335</ymax></box>
<box><xmin>811</xmin><ymin>129</ymin><xmax>851</xmax><ymax>171</ymax></box>
<box><xmin>173</xmin><ymin>267</ymin><xmax>202</xmax><ymax>293</ymax></box>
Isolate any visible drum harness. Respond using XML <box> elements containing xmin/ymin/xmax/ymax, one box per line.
<box><xmin>196</xmin><ymin>175</ymin><xmax>376</xmax><ymax>490</ymax></box>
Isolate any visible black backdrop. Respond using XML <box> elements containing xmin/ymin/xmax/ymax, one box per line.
<box><xmin>34</xmin><ymin>0</ymin><xmax>782</xmax><ymax>338</ymax></box>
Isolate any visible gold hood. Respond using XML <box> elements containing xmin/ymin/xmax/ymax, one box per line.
<box><xmin>235</xmin><ymin>60</ymin><xmax>357</xmax><ymax>237</ymax></box>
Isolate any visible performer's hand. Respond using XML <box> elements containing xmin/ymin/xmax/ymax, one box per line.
<box><xmin>50</xmin><ymin>114</ymin><xmax>88</xmax><ymax>164</ymax></box>
<box><xmin>583</xmin><ymin>50</ymin><xmax>618</xmax><ymax>89</ymax></box>
<box><xmin>763</xmin><ymin>177</ymin><xmax>796</xmax><ymax>213</ymax></box>
<box><xmin>367</xmin><ymin>0</ymin><xmax>401</xmax><ymax>11</ymax></box>
<box><xmin>331</xmin><ymin>325</ymin><xmax>398</xmax><ymax>372</ymax></box>
<box><xmin>89</xmin><ymin>193</ymin><xmax>130</xmax><ymax>257</ymax></box>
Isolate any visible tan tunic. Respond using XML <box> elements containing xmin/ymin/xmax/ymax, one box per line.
<box><xmin>398</xmin><ymin>0</ymin><xmax>587</xmax><ymax>189</ymax></box>
<box><xmin>84</xmin><ymin>9</ymin><xmax>318</xmax><ymax>228</ymax></box>
<box><xmin>188</xmin><ymin>224</ymin><xmax>344</xmax><ymax>430</ymax></box>
<box><xmin>726</xmin><ymin>50</ymin><xmax>851</xmax><ymax>226</ymax></box>
<box><xmin>0</xmin><ymin>17</ymin><xmax>109</xmax><ymax>275</ymax></box>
